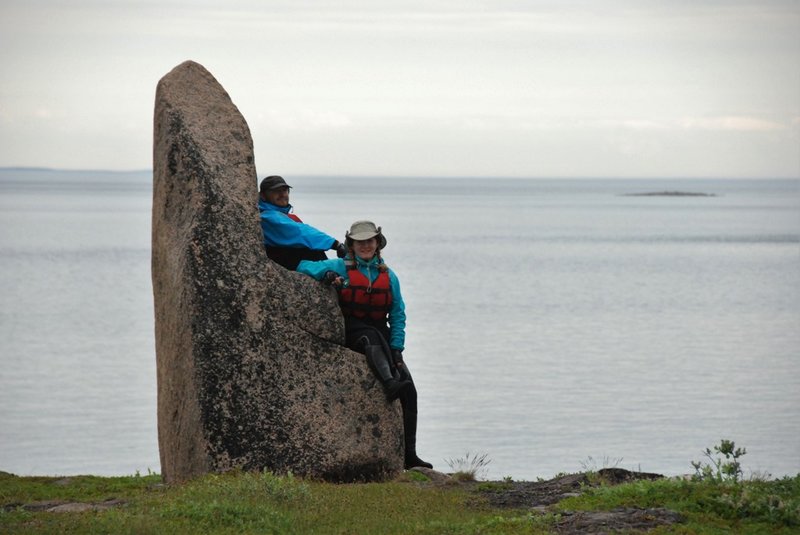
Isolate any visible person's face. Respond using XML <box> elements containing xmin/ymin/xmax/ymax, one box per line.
<box><xmin>353</xmin><ymin>238</ymin><xmax>378</xmax><ymax>261</ymax></box>
<box><xmin>266</xmin><ymin>186</ymin><xmax>290</xmax><ymax>207</ymax></box>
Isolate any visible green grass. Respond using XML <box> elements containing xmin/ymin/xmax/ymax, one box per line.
<box><xmin>556</xmin><ymin>474</ymin><xmax>800</xmax><ymax>534</ymax></box>
<box><xmin>0</xmin><ymin>470</ymin><xmax>162</xmax><ymax>504</ymax></box>
<box><xmin>1</xmin><ymin>470</ymin><xmax>798</xmax><ymax>534</ymax></box>
<box><xmin>0</xmin><ymin>470</ymin><xmax>545</xmax><ymax>535</ymax></box>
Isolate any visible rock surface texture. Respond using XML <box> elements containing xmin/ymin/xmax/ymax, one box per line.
<box><xmin>152</xmin><ymin>60</ymin><xmax>403</xmax><ymax>484</ymax></box>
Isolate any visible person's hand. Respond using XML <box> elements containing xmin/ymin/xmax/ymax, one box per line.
<box><xmin>392</xmin><ymin>349</ymin><xmax>411</xmax><ymax>381</ymax></box>
<box><xmin>334</xmin><ymin>241</ymin><xmax>348</xmax><ymax>258</ymax></box>
<box><xmin>322</xmin><ymin>270</ymin><xmax>345</xmax><ymax>288</ymax></box>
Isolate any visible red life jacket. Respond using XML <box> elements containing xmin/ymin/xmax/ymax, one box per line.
<box><xmin>338</xmin><ymin>265</ymin><xmax>393</xmax><ymax>321</ymax></box>
<box><xmin>286</xmin><ymin>213</ymin><xmax>303</xmax><ymax>222</ymax></box>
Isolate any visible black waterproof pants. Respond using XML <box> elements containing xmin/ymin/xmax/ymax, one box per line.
<box><xmin>265</xmin><ymin>245</ymin><xmax>326</xmax><ymax>271</ymax></box>
<box><xmin>344</xmin><ymin>317</ymin><xmax>419</xmax><ymax>457</ymax></box>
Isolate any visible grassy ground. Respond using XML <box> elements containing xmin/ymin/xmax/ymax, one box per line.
<box><xmin>1</xmin><ymin>469</ymin><xmax>798</xmax><ymax>534</ymax></box>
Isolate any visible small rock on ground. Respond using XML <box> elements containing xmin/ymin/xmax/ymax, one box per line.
<box><xmin>554</xmin><ymin>507</ymin><xmax>685</xmax><ymax>534</ymax></box>
<box><xmin>3</xmin><ymin>499</ymin><xmax>126</xmax><ymax>513</ymax></box>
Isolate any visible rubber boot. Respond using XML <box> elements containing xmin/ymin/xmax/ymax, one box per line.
<box><xmin>400</xmin><ymin>383</ymin><xmax>432</xmax><ymax>469</ymax></box>
<box><xmin>405</xmin><ymin>453</ymin><xmax>433</xmax><ymax>470</ymax></box>
<box><xmin>364</xmin><ymin>344</ymin><xmax>411</xmax><ymax>401</ymax></box>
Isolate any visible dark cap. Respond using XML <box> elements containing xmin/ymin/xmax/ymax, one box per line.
<box><xmin>259</xmin><ymin>175</ymin><xmax>292</xmax><ymax>193</ymax></box>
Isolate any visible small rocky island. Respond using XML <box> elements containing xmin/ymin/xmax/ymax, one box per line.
<box><xmin>622</xmin><ymin>191</ymin><xmax>717</xmax><ymax>197</ymax></box>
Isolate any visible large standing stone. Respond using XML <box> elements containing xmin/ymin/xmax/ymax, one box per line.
<box><xmin>152</xmin><ymin>60</ymin><xmax>403</xmax><ymax>483</ymax></box>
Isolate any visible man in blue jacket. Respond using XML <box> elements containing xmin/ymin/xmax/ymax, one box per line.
<box><xmin>258</xmin><ymin>175</ymin><xmax>347</xmax><ymax>270</ymax></box>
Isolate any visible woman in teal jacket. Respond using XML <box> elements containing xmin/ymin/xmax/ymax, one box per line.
<box><xmin>297</xmin><ymin>220</ymin><xmax>431</xmax><ymax>470</ymax></box>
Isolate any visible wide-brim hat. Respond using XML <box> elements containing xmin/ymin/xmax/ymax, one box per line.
<box><xmin>345</xmin><ymin>220</ymin><xmax>387</xmax><ymax>250</ymax></box>
<box><xmin>259</xmin><ymin>175</ymin><xmax>292</xmax><ymax>191</ymax></box>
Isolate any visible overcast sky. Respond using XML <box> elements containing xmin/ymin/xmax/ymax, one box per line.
<box><xmin>1</xmin><ymin>0</ymin><xmax>798</xmax><ymax>178</ymax></box>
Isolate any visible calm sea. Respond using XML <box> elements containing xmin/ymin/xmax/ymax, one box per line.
<box><xmin>1</xmin><ymin>169</ymin><xmax>798</xmax><ymax>480</ymax></box>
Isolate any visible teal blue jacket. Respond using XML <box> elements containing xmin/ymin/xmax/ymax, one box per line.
<box><xmin>297</xmin><ymin>255</ymin><xmax>407</xmax><ymax>350</ymax></box>
<box><xmin>258</xmin><ymin>199</ymin><xmax>336</xmax><ymax>250</ymax></box>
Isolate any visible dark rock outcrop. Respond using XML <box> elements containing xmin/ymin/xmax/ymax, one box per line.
<box><xmin>152</xmin><ymin>60</ymin><xmax>403</xmax><ymax>483</ymax></box>
<box><xmin>471</xmin><ymin>469</ymin><xmax>683</xmax><ymax>533</ymax></box>
<box><xmin>477</xmin><ymin>469</ymin><xmax>664</xmax><ymax>509</ymax></box>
